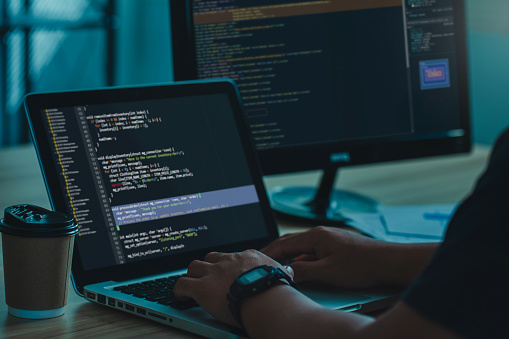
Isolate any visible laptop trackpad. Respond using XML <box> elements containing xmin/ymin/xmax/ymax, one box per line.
<box><xmin>298</xmin><ymin>282</ymin><xmax>372</xmax><ymax>310</ymax></box>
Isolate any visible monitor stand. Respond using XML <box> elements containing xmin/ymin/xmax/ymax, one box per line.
<box><xmin>269</xmin><ymin>168</ymin><xmax>379</xmax><ymax>226</ymax></box>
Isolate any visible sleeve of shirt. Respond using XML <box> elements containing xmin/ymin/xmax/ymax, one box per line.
<box><xmin>401</xmin><ymin>127</ymin><xmax>509</xmax><ymax>338</ymax></box>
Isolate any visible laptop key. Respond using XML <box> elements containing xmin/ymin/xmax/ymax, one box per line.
<box><xmin>132</xmin><ymin>291</ymin><xmax>153</xmax><ymax>298</ymax></box>
<box><xmin>115</xmin><ymin>275</ymin><xmax>199</xmax><ymax>310</ymax></box>
<box><xmin>145</xmin><ymin>295</ymin><xmax>168</xmax><ymax>302</ymax></box>
<box><xmin>156</xmin><ymin>297</ymin><xmax>178</xmax><ymax>305</ymax></box>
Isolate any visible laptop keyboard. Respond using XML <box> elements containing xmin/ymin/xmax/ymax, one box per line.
<box><xmin>113</xmin><ymin>274</ymin><xmax>199</xmax><ymax>310</ymax></box>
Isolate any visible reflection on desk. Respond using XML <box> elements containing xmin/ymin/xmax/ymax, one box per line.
<box><xmin>0</xmin><ymin>143</ymin><xmax>490</xmax><ymax>338</ymax></box>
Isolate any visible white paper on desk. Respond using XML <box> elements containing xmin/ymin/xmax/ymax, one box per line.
<box><xmin>343</xmin><ymin>204</ymin><xmax>458</xmax><ymax>243</ymax></box>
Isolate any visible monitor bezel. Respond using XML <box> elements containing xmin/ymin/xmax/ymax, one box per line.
<box><xmin>169</xmin><ymin>0</ymin><xmax>472</xmax><ymax>176</ymax></box>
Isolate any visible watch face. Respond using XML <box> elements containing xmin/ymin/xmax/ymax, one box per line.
<box><xmin>239</xmin><ymin>267</ymin><xmax>269</xmax><ymax>285</ymax></box>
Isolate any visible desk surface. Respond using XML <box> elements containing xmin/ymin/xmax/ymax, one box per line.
<box><xmin>0</xmin><ymin>143</ymin><xmax>491</xmax><ymax>338</ymax></box>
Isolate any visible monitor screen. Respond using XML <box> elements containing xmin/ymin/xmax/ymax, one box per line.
<box><xmin>170</xmin><ymin>0</ymin><xmax>471</xmax><ymax>223</ymax></box>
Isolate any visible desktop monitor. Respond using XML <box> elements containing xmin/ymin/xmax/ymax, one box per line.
<box><xmin>169</xmin><ymin>0</ymin><xmax>471</xmax><ymax>225</ymax></box>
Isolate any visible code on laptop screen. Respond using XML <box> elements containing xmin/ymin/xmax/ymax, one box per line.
<box><xmin>41</xmin><ymin>93</ymin><xmax>268</xmax><ymax>270</ymax></box>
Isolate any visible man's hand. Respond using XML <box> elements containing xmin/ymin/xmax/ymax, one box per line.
<box><xmin>261</xmin><ymin>226</ymin><xmax>387</xmax><ymax>289</ymax></box>
<box><xmin>173</xmin><ymin>249</ymin><xmax>291</xmax><ymax>328</ymax></box>
<box><xmin>262</xmin><ymin>226</ymin><xmax>438</xmax><ymax>289</ymax></box>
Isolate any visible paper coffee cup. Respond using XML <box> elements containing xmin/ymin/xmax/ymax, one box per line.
<box><xmin>0</xmin><ymin>204</ymin><xmax>78</xmax><ymax>319</ymax></box>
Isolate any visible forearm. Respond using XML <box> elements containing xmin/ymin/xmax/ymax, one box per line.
<box><xmin>241</xmin><ymin>284</ymin><xmax>374</xmax><ymax>339</ymax></box>
<box><xmin>373</xmin><ymin>242</ymin><xmax>440</xmax><ymax>287</ymax></box>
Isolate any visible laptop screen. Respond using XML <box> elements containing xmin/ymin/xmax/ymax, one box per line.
<box><xmin>25</xmin><ymin>81</ymin><xmax>278</xmax><ymax>291</ymax></box>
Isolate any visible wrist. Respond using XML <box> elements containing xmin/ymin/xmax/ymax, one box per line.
<box><xmin>227</xmin><ymin>265</ymin><xmax>297</xmax><ymax>327</ymax></box>
<box><xmin>240</xmin><ymin>283</ymin><xmax>304</xmax><ymax>336</ymax></box>
<box><xmin>238</xmin><ymin>281</ymin><xmax>291</xmax><ymax>325</ymax></box>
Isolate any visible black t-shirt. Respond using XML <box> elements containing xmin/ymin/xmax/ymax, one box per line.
<box><xmin>402</xmin><ymin>127</ymin><xmax>509</xmax><ymax>338</ymax></box>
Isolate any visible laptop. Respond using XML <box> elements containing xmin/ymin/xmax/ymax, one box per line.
<box><xmin>25</xmin><ymin>79</ymin><xmax>396</xmax><ymax>338</ymax></box>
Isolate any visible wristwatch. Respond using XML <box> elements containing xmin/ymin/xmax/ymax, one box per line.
<box><xmin>227</xmin><ymin>265</ymin><xmax>297</xmax><ymax>326</ymax></box>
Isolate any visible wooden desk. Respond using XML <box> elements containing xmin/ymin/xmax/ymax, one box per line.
<box><xmin>0</xmin><ymin>143</ymin><xmax>491</xmax><ymax>338</ymax></box>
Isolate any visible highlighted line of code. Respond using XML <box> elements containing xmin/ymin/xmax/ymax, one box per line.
<box><xmin>111</xmin><ymin>185</ymin><xmax>259</xmax><ymax>226</ymax></box>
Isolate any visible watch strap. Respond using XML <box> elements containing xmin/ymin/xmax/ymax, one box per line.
<box><xmin>227</xmin><ymin>265</ymin><xmax>297</xmax><ymax>327</ymax></box>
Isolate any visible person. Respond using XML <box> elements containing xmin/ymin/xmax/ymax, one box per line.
<box><xmin>174</xmin><ymin>127</ymin><xmax>509</xmax><ymax>338</ymax></box>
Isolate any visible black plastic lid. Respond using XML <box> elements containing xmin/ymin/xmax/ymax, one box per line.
<box><xmin>0</xmin><ymin>204</ymin><xmax>78</xmax><ymax>238</ymax></box>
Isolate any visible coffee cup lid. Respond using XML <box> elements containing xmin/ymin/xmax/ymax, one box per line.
<box><xmin>0</xmin><ymin>204</ymin><xmax>78</xmax><ymax>238</ymax></box>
